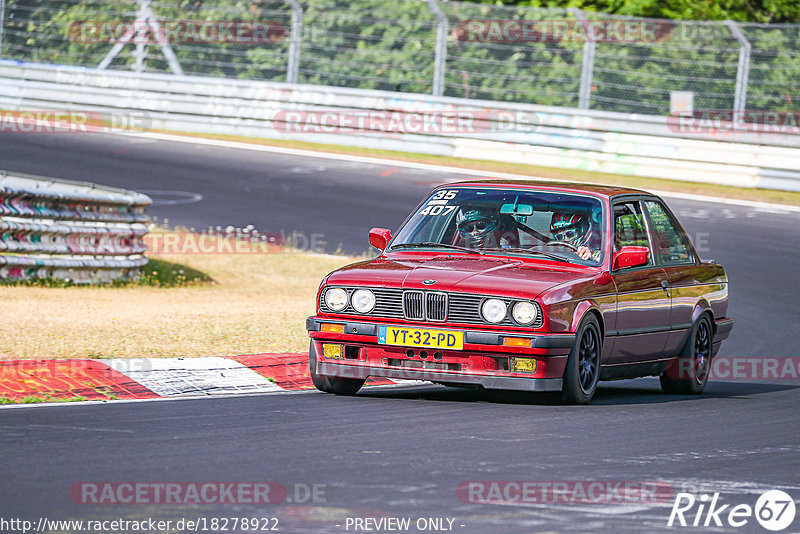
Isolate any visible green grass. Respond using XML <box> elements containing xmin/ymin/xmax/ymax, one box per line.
<box><xmin>130</xmin><ymin>258</ymin><xmax>214</xmax><ymax>287</ymax></box>
<box><xmin>0</xmin><ymin>259</ymin><xmax>214</xmax><ymax>288</ymax></box>
<box><xmin>16</xmin><ymin>394</ymin><xmax>88</xmax><ymax>404</ymax></box>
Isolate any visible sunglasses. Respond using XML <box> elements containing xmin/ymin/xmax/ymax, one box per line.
<box><xmin>553</xmin><ymin>227</ymin><xmax>581</xmax><ymax>241</ymax></box>
<box><xmin>459</xmin><ymin>220</ymin><xmax>492</xmax><ymax>233</ymax></box>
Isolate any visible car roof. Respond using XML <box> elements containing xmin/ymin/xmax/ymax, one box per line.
<box><xmin>442</xmin><ymin>179</ymin><xmax>652</xmax><ymax>199</ymax></box>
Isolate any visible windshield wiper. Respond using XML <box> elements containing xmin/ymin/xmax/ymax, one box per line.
<box><xmin>483</xmin><ymin>247</ymin><xmax>567</xmax><ymax>261</ymax></box>
<box><xmin>389</xmin><ymin>242</ymin><xmax>483</xmax><ymax>254</ymax></box>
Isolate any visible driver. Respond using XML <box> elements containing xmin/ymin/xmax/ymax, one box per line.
<box><xmin>550</xmin><ymin>211</ymin><xmax>601</xmax><ymax>262</ymax></box>
<box><xmin>455</xmin><ymin>207</ymin><xmax>516</xmax><ymax>249</ymax></box>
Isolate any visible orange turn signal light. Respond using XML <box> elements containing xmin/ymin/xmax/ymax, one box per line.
<box><xmin>320</xmin><ymin>323</ymin><xmax>345</xmax><ymax>333</ymax></box>
<box><xmin>503</xmin><ymin>336</ymin><xmax>530</xmax><ymax>348</ymax></box>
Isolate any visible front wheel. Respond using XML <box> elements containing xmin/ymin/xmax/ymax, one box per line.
<box><xmin>309</xmin><ymin>341</ymin><xmax>365</xmax><ymax>395</ymax></box>
<box><xmin>561</xmin><ymin>315</ymin><xmax>602</xmax><ymax>405</ymax></box>
<box><xmin>660</xmin><ymin>315</ymin><xmax>712</xmax><ymax>395</ymax></box>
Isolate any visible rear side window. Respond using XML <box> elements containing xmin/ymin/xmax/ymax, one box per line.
<box><xmin>613</xmin><ymin>201</ymin><xmax>654</xmax><ymax>267</ymax></box>
<box><xmin>643</xmin><ymin>200</ymin><xmax>694</xmax><ymax>265</ymax></box>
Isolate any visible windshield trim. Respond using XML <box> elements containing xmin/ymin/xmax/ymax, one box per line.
<box><xmin>387</xmin><ymin>186</ymin><xmax>607</xmax><ymax>266</ymax></box>
<box><xmin>388</xmin><ymin>242</ymin><xmax>484</xmax><ymax>254</ymax></box>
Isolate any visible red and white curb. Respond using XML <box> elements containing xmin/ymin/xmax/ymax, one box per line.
<box><xmin>103</xmin><ymin>357</ymin><xmax>286</xmax><ymax>397</ymax></box>
<box><xmin>0</xmin><ymin>353</ymin><xmax>409</xmax><ymax>404</ymax></box>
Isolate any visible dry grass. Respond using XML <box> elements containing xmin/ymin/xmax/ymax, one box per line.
<box><xmin>0</xmin><ymin>250</ymin><xmax>356</xmax><ymax>359</ymax></box>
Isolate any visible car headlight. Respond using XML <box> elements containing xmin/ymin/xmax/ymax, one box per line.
<box><xmin>481</xmin><ymin>298</ymin><xmax>507</xmax><ymax>324</ymax></box>
<box><xmin>512</xmin><ymin>301</ymin><xmax>538</xmax><ymax>325</ymax></box>
<box><xmin>324</xmin><ymin>288</ymin><xmax>348</xmax><ymax>311</ymax></box>
<box><xmin>351</xmin><ymin>289</ymin><xmax>376</xmax><ymax>314</ymax></box>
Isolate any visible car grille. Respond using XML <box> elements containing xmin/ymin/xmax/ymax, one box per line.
<box><xmin>426</xmin><ymin>292</ymin><xmax>448</xmax><ymax>322</ymax></box>
<box><xmin>320</xmin><ymin>287</ymin><xmax>543</xmax><ymax>328</ymax></box>
<box><xmin>403</xmin><ymin>291</ymin><xmax>425</xmax><ymax>321</ymax></box>
<box><xmin>401</xmin><ymin>291</ymin><xmax>448</xmax><ymax>321</ymax></box>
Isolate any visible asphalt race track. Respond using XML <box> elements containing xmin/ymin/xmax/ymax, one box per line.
<box><xmin>1</xmin><ymin>132</ymin><xmax>799</xmax><ymax>533</ymax></box>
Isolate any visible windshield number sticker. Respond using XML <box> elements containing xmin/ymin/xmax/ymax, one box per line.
<box><xmin>419</xmin><ymin>204</ymin><xmax>456</xmax><ymax>217</ymax></box>
<box><xmin>427</xmin><ymin>189</ymin><xmax>458</xmax><ymax>206</ymax></box>
<box><xmin>421</xmin><ymin>190</ymin><xmax>459</xmax><ymax>215</ymax></box>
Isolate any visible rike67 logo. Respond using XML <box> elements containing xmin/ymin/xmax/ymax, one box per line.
<box><xmin>668</xmin><ymin>490</ymin><xmax>796</xmax><ymax>531</ymax></box>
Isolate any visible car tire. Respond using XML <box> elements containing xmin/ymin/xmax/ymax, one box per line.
<box><xmin>660</xmin><ymin>315</ymin><xmax>712</xmax><ymax>395</ymax></box>
<box><xmin>309</xmin><ymin>341</ymin><xmax>365</xmax><ymax>395</ymax></box>
<box><xmin>561</xmin><ymin>315</ymin><xmax>602</xmax><ymax>405</ymax></box>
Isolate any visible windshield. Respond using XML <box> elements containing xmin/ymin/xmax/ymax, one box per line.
<box><xmin>390</xmin><ymin>187</ymin><xmax>605</xmax><ymax>265</ymax></box>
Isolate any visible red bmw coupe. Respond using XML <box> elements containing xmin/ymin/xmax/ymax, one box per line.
<box><xmin>306</xmin><ymin>180</ymin><xmax>733</xmax><ymax>404</ymax></box>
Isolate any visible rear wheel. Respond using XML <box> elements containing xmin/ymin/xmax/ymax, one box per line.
<box><xmin>561</xmin><ymin>315</ymin><xmax>602</xmax><ymax>405</ymax></box>
<box><xmin>309</xmin><ymin>341</ymin><xmax>365</xmax><ymax>395</ymax></box>
<box><xmin>660</xmin><ymin>315</ymin><xmax>712</xmax><ymax>395</ymax></box>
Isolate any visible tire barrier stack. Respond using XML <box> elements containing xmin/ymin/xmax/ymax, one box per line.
<box><xmin>0</xmin><ymin>171</ymin><xmax>151</xmax><ymax>284</ymax></box>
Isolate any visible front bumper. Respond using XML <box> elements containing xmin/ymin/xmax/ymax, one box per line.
<box><xmin>307</xmin><ymin>317</ymin><xmax>572</xmax><ymax>392</ymax></box>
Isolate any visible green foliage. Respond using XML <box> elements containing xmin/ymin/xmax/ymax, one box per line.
<box><xmin>486</xmin><ymin>0</ymin><xmax>800</xmax><ymax>23</ymax></box>
<box><xmin>441</xmin><ymin>3</ymin><xmax>583</xmax><ymax>105</ymax></box>
<box><xmin>298</xmin><ymin>0</ymin><xmax>438</xmax><ymax>93</ymax></box>
<box><xmin>133</xmin><ymin>258</ymin><xmax>214</xmax><ymax>287</ymax></box>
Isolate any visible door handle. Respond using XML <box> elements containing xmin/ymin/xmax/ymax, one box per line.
<box><xmin>661</xmin><ymin>280</ymin><xmax>670</xmax><ymax>291</ymax></box>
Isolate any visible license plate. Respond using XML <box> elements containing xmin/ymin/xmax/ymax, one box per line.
<box><xmin>378</xmin><ymin>326</ymin><xmax>463</xmax><ymax>350</ymax></box>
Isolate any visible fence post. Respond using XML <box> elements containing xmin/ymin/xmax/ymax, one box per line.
<box><xmin>147</xmin><ymin>1</ymin><xmax>184</xmax><ymax>75</ymax></box>
<box><xmin>99</xmin><ymin>0</ymin><xmax>183</xmax><ymax>75</ymax></box>
<box><xmin>0</xmin><ymin>0</ymin><xmax>6</xmax><ymax>58</ymax></box>
<box><xmin>724</xmin><ymin>20</ymin><xmax>751</xmax><ymax>121</ymax></box>
<box><xmin>425</xmin><ymin>0</ymin><xmax>448</xmax><ymax>96</ymax></box>
<box><xmin>132</xmin><ymin>0</ymin><xmax>151</xmax><ymax>73</ymax></box>
<box><xmin>570</xmin><ymin>8</ymin><xmax>594</xmax><ymax>110</ymax></box>
<box><xmin>285</xmin><ymin>0</ymin><xmax>302</xmax><ymax>84</ymax></box>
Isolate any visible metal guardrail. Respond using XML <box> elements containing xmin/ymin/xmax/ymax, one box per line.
<box><xmin>0</xmin><ymin>170</ymin><xmax>151</xmax><ymax>283</ymax></box>
<box><xmin>1</xmin><ymin>60</ymin><xmax>799</xmax><ymax>192</ymax></box>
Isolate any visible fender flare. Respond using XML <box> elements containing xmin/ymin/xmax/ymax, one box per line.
<box><xmin>677</xmin><ymin>301</ymin><xmax>715</xmax><ymax>356</ymax></box>
<box><xmin>570</xmin><ymin>300</ymin><xmax>605</xmax><ymax>339</ymax></box>
<box><xmin>691</xmin><ymin>299</ymin><xmax>715</xmax><ymax>336</ymax></box>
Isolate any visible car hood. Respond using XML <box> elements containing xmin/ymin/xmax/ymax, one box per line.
<box><xmin>326</xmin><ymin>253</ymin><xmax>596</xmax><ymax>300</ymax></box>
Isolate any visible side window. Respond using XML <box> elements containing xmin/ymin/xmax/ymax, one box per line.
<box><xmin>643</xmin><ymin>200</ymin><xmax>694</xmax><ymax>265</ymax></box>
<box><xmin>613</xmin><ymin>201</ymin><xmax>654</xmax><ymax>267</ymax></box>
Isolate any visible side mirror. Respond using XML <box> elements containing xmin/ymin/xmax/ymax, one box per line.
<box><xmin>369</xmin><ymin>228</ymin><xmax>392</xmax><ymax>252</ymax></box>
<box><xmin>613</xmin><ymin>246</ymin><xmax>649</xmax><ymax>270</ymax></box>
